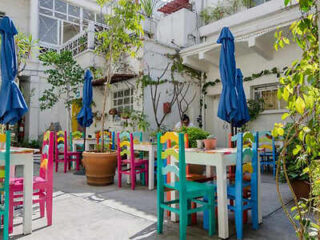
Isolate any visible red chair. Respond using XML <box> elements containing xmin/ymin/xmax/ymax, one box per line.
<box><xmin>55</xmin><ymin>131</ymin><xmax>80</xmax><ymax>173</ymax></box>
<box><xmin>117</xmin><ymin>132</ymin><xmax>148</xmax><ymax>190</ymax></box>
<box><xmin>9</xmin><ymin>131</ymin><xmax>54</xmax><ymax>233</ymax></box>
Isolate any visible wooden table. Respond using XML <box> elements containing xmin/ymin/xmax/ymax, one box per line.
<box><xmin>0</xmin><ymin>148</ymin><xmax>34</xmax><ymax>235</ymax></box>
<box><xmin>134</xmin><ymin>143</ymin><xmax>157</xmax><ymax>190</ymax></box>
<box><xmin>170</xmin><ymin>148</ymin><xmax>262</xmax><ymax>239</ymax></box>
<box><xmin>72</xmin><ymin>138</ymin><xmax>96</xmax><ymax>151</ymax></box>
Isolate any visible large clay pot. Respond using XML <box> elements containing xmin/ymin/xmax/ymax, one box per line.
<box><xmin>291</xmin><ymin>180</ymin><xmax>310</xmax><ymax>199</ymax></box>
<box><xmin>82</xmin><ymin>151</ymin><xmax>117</xmax><ymax>186</ymax></box>
<box><xmin>203</xmin><ymin>138</ymin><xmax>217</xmax><ymax>150</ymax></box>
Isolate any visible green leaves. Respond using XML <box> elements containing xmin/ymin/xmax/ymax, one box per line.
<box><xmin>295</xmin><ymin>97</ymin><xmax>305</xmax><ymax>115</ymax></box>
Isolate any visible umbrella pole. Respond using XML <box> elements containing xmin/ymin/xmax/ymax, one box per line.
<box><xmin>83</xmin><ymin>127</ymin><xmax>86</xmax><ymax>152</ymax></box>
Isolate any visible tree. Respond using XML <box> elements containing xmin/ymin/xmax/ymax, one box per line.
<box><xmin>39</xmin><ymin>50</ymin><xmax>84</xmax><ymax>132</ymax></box>
<box><xmin>96</xmin><ymin>0</ymin><xmax>144</xmax><ymax>151</ymax></box>
<box><xmin>272</xmin><ymin>0</ymin><xmax>320</xmax><ymax>239</ymax></box>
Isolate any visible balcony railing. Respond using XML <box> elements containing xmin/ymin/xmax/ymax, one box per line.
<box><xmin>200</xmin><ymin>0</ymin><xmax>271</xmax><ymax>26</ymax></box>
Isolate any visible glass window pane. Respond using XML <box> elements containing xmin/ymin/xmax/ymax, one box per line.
<box><xmin>118</xmin><ymin>91</ymin><xmax>123</xmax><ymax>98</ymax></box>
<box><xmin>124</xmin><ymin>89</ymin><xmax>130</xmax><ymax>96</ymax></box>
<box><xmin>68</xmin><ymin>16</ymin><xmax>80</xmax><ymax>24</ymax></box>
<box><xmin>39</xmin><ymin>15</ymin><xmax>58</xmax><ymax>44</ymax></box>
<box><xmin>55</xmin><ymin>12</ymin><xmax>67</xmax><ymax>20</ymax></box>
<box><xmin>118</xmin><ymin>99</ymin><xmax>123</xmax><ymax>105</ymax></box>
<box><xmin>124</xmin><ymin>97</ymin><xmax>129</xmax><ymax>104</ymax></box>
<box><xmin>55</xmin><ymin>0</ymin><xmax>67</xmax><ymax>13</ymax></box>
<box><xmin>113</xmin><ymin>100</ymin><xmax>117</xmax><ymax>106</ymax></box>
<box><xmin>96</xmin><ymin>13</ymin><xmax>105</xmax><ymax>24</ymax></box>
<box><xmin>39</xmin><ymin>8</ymin><xmax>53</xmax><ymax>16</ymax></box>
<box><xmin>40</xmin><ymin>0</ymin><xmax>53</xmax><ymax>9</ymax></box>
<box><xmin>83</xmin><ymin>9</ymin><xmax>95</xmax><ymax>21</ymax></box>
<box><xmin>113</xmin><ymin>92</ymin><xmax>117</xmax><ymax>98</ymax></box>
<box><xmin>68</xmin><ymin>4</ymin><xmax>80</xmax><ymax>17</ymax></box>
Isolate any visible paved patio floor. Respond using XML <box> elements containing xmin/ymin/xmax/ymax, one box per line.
<box><xmin>7</xmin><ymin>164</ymin><xmax>296</xmax><ymax>240</ymax></box>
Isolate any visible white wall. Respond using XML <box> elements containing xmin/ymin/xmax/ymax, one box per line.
<box><xmin>0</xmin><ymin>0</ymin><xmax>30</xmax><ymax>34</ymax></box>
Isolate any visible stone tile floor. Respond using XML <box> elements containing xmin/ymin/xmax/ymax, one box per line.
<box><xmin>6</xmin><ymin>164</ymin><xmax>296</xmax><ymax>240</ymax></box>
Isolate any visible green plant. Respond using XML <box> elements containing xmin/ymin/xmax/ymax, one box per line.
<box><xmin>247</xmin><ymin>98</ymin><xmax>265</xmax><ymax>121</ymax></box>
<box><xmin>207</xmin><ymin>134</ymin><xmax>216</xmax><ymax>139</ymax></box>
<box><xmin>272</xmin><ymin>0</ymin><xmax>320</xmax><ymax>238</ymax></box>
<box><xmin>179</xmin><ymin>127</ymin><xmax>210</xmax><ymax>148</ymax></box>
<box><xmin>95</xmin><ymin>0</ymin><xmax>144</xmax><ymax>152</ymax></box>
<box><xmin>15</xmin><ymin>139</ymin><xmax>41</xmax><ymax>149</ymax></box>
<box><xmin>39</xmin><ymin>50</ymin><xmax>84</xmax><ymax>132</ymax></box>
<box><xmin>140</xmin><ymin>0</ymin><xmax>159</xmax><ymax>18</ymax></box>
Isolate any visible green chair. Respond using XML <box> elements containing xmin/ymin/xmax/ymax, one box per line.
<box><xmin>0</xmin><ymin>131</ymin><xmax>11</xmax><ymax>240</ymax></box>
<box><xmin>157</xmin><ymin>132</ymin><xmax>216</xmax><ymax>240</ymax></box>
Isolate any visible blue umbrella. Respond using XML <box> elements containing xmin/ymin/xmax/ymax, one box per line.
<box><xmin>0</xmin><ymin>17</ymin><xmax>28</xmax><ymax>124</ymax></box>
<box><xmin>216</xmin><ymin>27</ymin><xmax>239</xmax><ymax>124</ymax></box>
<box><xmin>234</xmin><ymin>69</ymin><xmax>250</xmax><ymax>127</ymax></box>
<box><xmin>77</xmin><ymin>69</ymin><xmax>93</xmax><ymax>128</ymax></box>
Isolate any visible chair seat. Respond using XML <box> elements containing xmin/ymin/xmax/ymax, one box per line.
<box><xmin>10</xmin><ymin>176</ymin><xmax>47</xmax><ymax>190</ymax></box>
<box><xmin>122</xmin><ymin>158</ymin><xmax>148</xmax><ymax>165</ymax></box>
<box><xmin>67</xmin><ymin>151</ymin><xmax>81</xmax><ymax>156</ymax></box>
<box><xmin>187</xmin><ymin>174</ymin><xmax>216</xmax><ymax>183</ymax></box>
<box><xmin>165</xmin><ymin>180</ymin><xmax>214</xmax><ymax>196</ymax></box>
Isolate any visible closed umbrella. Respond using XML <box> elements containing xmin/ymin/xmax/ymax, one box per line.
<box><xmin>0</xmin><ymin>17</ymin><xmax>28</xmax><ymax>124</ymax></box>
<box><xmin>77</xmin><ymin>69</ymin><xmax>93</xmax><ymax>150</ymax></box>
<box><xmin>234</xmin><ymin>68</ymin><xmax>250</xmax><ymax>127</ymax></box>
<box><xmin>217</xmin><ymin>27</ymin><xmax>238</xmax><ymax>125</ymax></box>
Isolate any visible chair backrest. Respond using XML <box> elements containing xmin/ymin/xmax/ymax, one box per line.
<box><xmin>97</xmin><ymin>131</ymin><xmax>115</xmax><ymax>150</ymax></box>
<box><xmin>157</xmin><ymin>132</ymin><xmax>186</xmax><ymax>193</ymax></box>
<box><xmin>56</xmin><ymin>130</ymin><xmax>68</xmax><ymax>156</ymax></box>
<box><xmin>258</xmin><ymin>131</ymin><xmax>275</xmax><ymax>152</ymax></box>
<box><xmin>0</xmin><ymin>131</ymin><xmax>11</xmax><ymax>210</ymax></box>
<box><xmin>40</xmin><ymin>131</ymin><xmax>54</xmax><ymax>181</ymax></box>
<box><xmin>70</xmin><ymin>131</ymin><xmax>84</xmax><ymax>152</ymax></box>
<box><xmin>117</xmin><ymin>131</ymin><xmax>134</xmax><ymax>165</ymax></box>
<box><xmin>132</xmin><ymin>132</ymin><xmax>143</xmax><ymax>144</ymax></box>
<box><xmin>234</xmin><ymin>132</ymin><xmax>259</xmax><ymax>191</ymax></box>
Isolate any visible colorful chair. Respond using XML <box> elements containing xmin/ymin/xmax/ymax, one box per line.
<box><xmin>157</xmin><ymin>132</ymin><xmax>216</xmax><ymax>240</ymax></box>
<box><xmin>9</xmin><ymin>131</ymin><xmax>54</xmax><ymax>233</ymax></box>
<box><xmin>55</xmin><ymin>131</ymin><xmax>81</xmax><ymax>173</ymax></box>
<box><xmin>70</xmin><ymin>131</ymin><xmax>84</xmax><ymax>152</ymax></box>
<box><xmin>203</xmin><ymin>132</ymin><xmax>259</xmax><ymax>240</ymax></box>
<box><xmin>0</xmin><ymin>131</ymin><xmax>11</xmax><ymax>240</ymax></box>
<box><xmin>259</xmin><ymin>131</ymin><xmax>277</xmax><ymax>176</ymax></box>
<box><xmin>96</xmin><ymin>131</ymin><xmax>115</xmax><ymax>150</ymax></box>
<box><xmin>117</xmin><ymin>132</ymin><xmax>148</xmax><ymax>190</ymax></box>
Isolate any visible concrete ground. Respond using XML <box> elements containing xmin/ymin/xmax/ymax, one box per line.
<box><xmin>7</xmin><ymin>164</ymin><xmax>296</xmax><ymax>240</ymax></box>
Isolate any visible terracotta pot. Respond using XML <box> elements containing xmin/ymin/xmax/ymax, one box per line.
<box><xmin>291</xmin><ymin>180</ymin><xmax>310</xmax><ymax>199</ymax></box>
<box><xmin>203</xmin><ymin>138</ymin><xmax>217</xmax><ymax>150</ymax></box>
<box><xmin>82</xmin><ymin>151</ymin><xmax>118</xmax><ymax>186</ymax></box>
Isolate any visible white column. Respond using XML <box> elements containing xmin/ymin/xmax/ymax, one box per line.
<box><xmin>30</xmin><ymin>0</ymin><xmax>39</xmax><ymax>41</ymax></box>
<box><xmin>87</xmin><ymin>21</ymin><xmax>95</xmax><ymax>50</ymax></box>
<box><xmin>27</xmin><ymin>75</ymin><xmax>41</xmax><ymax>140</ymax></box>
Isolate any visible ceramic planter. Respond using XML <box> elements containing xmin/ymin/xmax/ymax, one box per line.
<box><xmin>196</xmin><ymin>140</ymin><xmax>204</xmax><ymax>149</ymax></box>
<box><xmin>203</xmin><ymin>138</ymin><xmax>217</xmax><ymax>150</ymax></box>
<box><xmin>82</xmin><ymin>151</ymin><xmax>118</xmax><ymax>186</ymax></box>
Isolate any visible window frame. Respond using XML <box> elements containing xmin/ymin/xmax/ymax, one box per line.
<box><xmin>112</xmin><ymin>88</ymin><xmax>134</xmax><ymax>113</ymax></box>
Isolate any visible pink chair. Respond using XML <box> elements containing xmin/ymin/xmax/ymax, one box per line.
<box><xmin>55</xmin><ymin>131</ymin><xmax>80</xmax><ymax>173</ymax></box>
<box><xmin>9</xmin><ymin>131</ymin><xmax>54</xmax><ymax>233</ymax></box>
<box><xmin>117</xmin><ymin>132</ymin><xmax>148</xmax><ymax>190</ymax></box>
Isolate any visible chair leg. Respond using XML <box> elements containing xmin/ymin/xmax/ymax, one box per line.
<box><xmin>191</xmin><ymin>202</ymin><xmax>197</xmax><ymax>225</ymax></box>
<box><xmin>76</xmin><ymin>158</ymin><xmax>80</xmax><ymax>171</ymax></box>
<box><xmin>40</xmin><ymin>199</ymin><xmax>45</xmax><ymax>218</ymax></box>
<box><xmin>208</xmin><ymin>191</ymin><xmax>215</xmax><ymax>236</ymax></box>
<box><xmin>64</xmin><ymin>158</ymin><xmax>67</xmax><ymax>173</ymax></box>
<box><xmin>187</xmin><ymin>200</ymin><xmax>191</xmax><ymax>226</ymax></box>
<box><xmin>179</xmin><ymin>200</ymin><xmax>187</xmax><ymax>240</ymax></box>
<box><xmin>55</xmin><ymin>159</ymin><xmax>58</xmax><ymax>172</ymax></box>
<box><xmin>8</xmin><ymin>191</ymin><xmax>14</xmax><ymax>234</ymax></box>
<box><xmin>157</xmin><ymin>207</ymin><xmax>164</xmax><ymax>234</ymax></box>
<box><xmin>46</xmin><ymin>192</ymin><xmax>53</xmax><ymax>226</ymax></box>
<box><xmin>144</xmin><ymin>163</ymin><xmax>148</xmax><ymax>186</ymax></box>
<box><xmin>235</xmin><ymin>206</ymin><xmax>243</xmax><ymax>240</ymax></box>
<box><xmin>131</xmin><ymin>168</ymin><xmax>135</xmax><ymax>190</ymax></box>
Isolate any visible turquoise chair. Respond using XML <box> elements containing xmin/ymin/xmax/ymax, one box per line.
<box><xmin>0</xmin><ymin>131</ymin><xmax>11</xmax><ymax>240</ymax></box>
<box><xmin>259</xmin><ymin>131</ymin><xmax>277</xmax><ymax>176</ymax></box>
<box><xmin>203</xmin><ymin>132</ymin><xmax>259</xmax><ymax>240</ymax></box>
<box><xmin>157</xmin><ymin>132</ymin><xmax>216</xmax><ymax>240</ymax></box>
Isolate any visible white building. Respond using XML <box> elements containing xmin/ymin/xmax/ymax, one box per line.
<box><xmin>0</xmin><ymin>0</ymin><xmax>300</xmax><ymax>146</ymax></box>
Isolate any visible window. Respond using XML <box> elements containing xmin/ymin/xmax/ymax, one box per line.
<box><xmin>253</xmin><ymin>85</ymin><xmax>286</xmax><ymax>111</ymax></box>
<box><xmin>112</xmin><ymin>88</ymin><xmax>134</xmax><ymax>112</ymax></box>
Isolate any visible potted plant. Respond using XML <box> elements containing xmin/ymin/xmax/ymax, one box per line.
<box><xmin>203</xmin><ymin>134</ymin><xmax>217</xmax><ymax>150</ymax></box>
<box><xmin>179</xmin><ymin>127</ymin><xmax>210</xmax><ymax>149</ymax></box>
<box><xmin>82</xmin><ymin>0</ymin><xmax>144</xmax><ymax>186</ymax></box>
<box><xmin>120</xmin><ymin>109</ymin><xmax>131</xmax><ymax>120</ymax></box>
<box><xmin>279</xmin><ymin>123</ymin><xmax>310</xmax><ymax>199</ymax></box>
<box><xmin>108</xmin><ymin>108</ymin><xmax>117</xmax><ymax>116</ymax></box>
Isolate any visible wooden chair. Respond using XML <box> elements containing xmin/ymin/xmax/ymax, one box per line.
<box><xmin>55</xmin><ymin>131</ymin><xmax>81</xmax><ymax>173</ymax></box>
<box><xmin>203</xmin><ymin>132</ymin><xmax>259</xmax><ymax>239</ymax></box>
<box><xmin>259</xmin><ymin>131</ymin><xmax>277</xmax><ymax>176</ymax></box>
<box><xmin>9</xmin><ymin>131</ymin><xmax>54</xmax><ymax>234</ymax></box>
<box><xmin>117</xmin><ymin>132</ymin><xmax>148</xmax><ymax>190</ymax></box>
<box><xmin>157</xmin><ymin>132</ymin><xmax>216</xmax><ymax>240</ymax></box>
<box><xmin>96</xmin><ymin>131</ymin><xmax>115</xmax><ymax>150</ymax></box>
<box><xmin>70</xmin><ymin>131</ymin><xmax>84</xmax><ymax>152</ymax></box>
<box><xmin>0</xmin><ymin>131</ymin><xmax>11</xmax><ymax>240</ymax></box>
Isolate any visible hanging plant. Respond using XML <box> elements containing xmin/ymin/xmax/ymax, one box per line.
<box><xmin>108</xmin><ymin>108</ymin><xmax>118</xmax><ymax>116</ymax></box>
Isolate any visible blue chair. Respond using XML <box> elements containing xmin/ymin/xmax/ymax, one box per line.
<box><xmin>259</xmin><ymin>131</ymin><xmax>277</xmax><ymax>176</ymax></box>
<box><xmin>204</xmin><ymin>132</ymin><xmax>259</xmax><ymax>240</ymax></box>
<box><xmin>0</xmin><ymin>131</ymin><xmax>11</xmax><ymax>240</ymax></box>
<box><xmin>157</xmin><ymin>132</ymin><xmax>216</xmax><ymax>240</ymax></box>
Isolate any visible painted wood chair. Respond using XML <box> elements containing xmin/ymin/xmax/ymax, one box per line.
<box><xmin>203</xmin><ymin>132</ymin><xmax>259</xmax><ymax>240</ymax></box>
<box><xmin>117</xmin><ymin>132</ymin><xmax>148</xmax><ymax>190</ymax></box>
<box><xmin>9</xmin><ymin>131</ymin><xmax>54</xmax><ymax>234</ymax></box>
<box><xmin>157</xmin><ymin>132</ymin><xmax>216</xmax><ymax>240</ymax></box>
<box><xmin>55</xmin><ymin>131</ymin><xmax>81</xmax><ymax>173</ymax></box>
<box><xmin>96</xmin><ymin>131</ymin><xmax>115</xmax><ymax>150</ymax></box>
<box><xmin>70</xmin><ymin>131</ymin><xmax>84</xmax><ymax>152</ymax></box>
<box><xmin>0</xmin><ymin>131</ymin><xmax>11</xmax><ymax>240</ymax></box>
<box><xmin>259</xmin><ymin>131</ymin><xmax>277</xmax><ymax>176</ymax></box>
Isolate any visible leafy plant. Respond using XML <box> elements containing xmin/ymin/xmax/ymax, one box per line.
<box><xmin>140</xmin><ymin>0</ymin><xmax>159</xmax><ymax>18</ymax></box>
<box><xmin>179</xmin><ymin>127</ymin><xmax>210</xmax><ymax>148</ymax></box>
<box><xmin>247</xmin><ymin>98</ymin><xmax>265</xmax><ymax>121</ymax></box>
<box><xmin>272</xmin><ymin>0</ymin><xmax>320</xmax><ymax>238</ymax></box>
<box><xmin>95</xmin><ymin>0</ymin><xmax>144</xmax><ymax>152</ymax></box>
<box><xmin>39</xmin><ymin>50</ymin><xmax>84</xmax><ymax>133</ymax></box>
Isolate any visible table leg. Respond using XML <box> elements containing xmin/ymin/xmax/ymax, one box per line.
<box><xmin>216</xmin><ymin>160</ymin><xmax>229</xmax><ymax>239</ymax></box>
<box><xmin>23</xmin><ymin>159</ymin><xmax>33</xmax><ymax>234</ymax></box>
<box><xmin>148</xmin><ymin>148</ymin><xmax>154</xmax><ymax>190</ymax></box>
